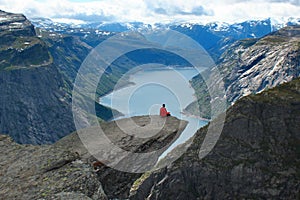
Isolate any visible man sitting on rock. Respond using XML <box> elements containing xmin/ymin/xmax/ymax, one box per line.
<box><xmin>160</xmin><ymin>104</ymin><xmax>171</xmax><ymax>117</ymax></box>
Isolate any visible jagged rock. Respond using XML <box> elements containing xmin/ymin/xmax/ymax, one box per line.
<box><xmin>0</xmin><ymin>10</ymin><xmax>120</xmax><ymax>144</ymax></box>
<box><xmin>92</xmin><ymin>116</ymin><xmax>187</xmax><ymax>199</ymax></box>
<box><xmin>0</xmin><ymin>10</ymin><xmax>35</xmax><ymax>37</ymax></box>
<box><xmin>186</xmin><ymin>25</ymin><xmax>300</xmax><ymax>119</ymax></box>
<box><xmin>130</xmin><ymin>78</ymin><xmax>300</xmax><ymax>199</ymax></box>
<box><xmin>0</xmin><ymin>115</ymin><xmax>187</xmax><ymax>199</ymax></box>
<box><xmin>0</xmin><ymin>10</ymin><xmax>50</xmax><ymax>70</ymax></box>
<box><xmin>0</xmin><ymin>134</ymin><xmax>106</xmax><ymax>200</ymax></box>
<box><xmin>223</xmin><ymin>25</ymin><xmax>300</xmax><ymax>103</ymax></box>
<box><xmin>0</xmin><ymin>10</ymin><xmax>82</xmax><ymax>144</ymax></box>
<box><xmin>58</xmin><ymin>115</ymin><xmax>187</xmax><ymax>199</ymax></box>
<box><xmin>0</xmin><ymin>63</ymin><xmax>76</xmax><ymax>144</ymax></box>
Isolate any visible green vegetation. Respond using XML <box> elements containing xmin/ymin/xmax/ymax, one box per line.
<box><xmin>250</xmin><ymin>77</ymin><xmax>300</xmax><ymax>103</ymax></box>
<box><xmin>0</xmin><ymin>35</ymin><xmax>52</xmax><ymax>70</ymax></box>
<box><xmin>185</xmin><ymin>70</ymin><xmax>212</xmax><ymax>119</ymax></box>
<box><xmin>257</xmin><ymin>36</ymin><xmax>289</xmax><ymax>45</ymax></box>
<box><xmin>239</xmin><ymin>38</ymin><xmax>258</xmax><ymax>48</ymax></box>
<box><xmin>130</xmin><ymin>171</ymin><xmax>152</xmax><ymax>193</ymax></box>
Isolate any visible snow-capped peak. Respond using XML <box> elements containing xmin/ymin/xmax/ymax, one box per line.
<box><xmin>206</xmin><ymin>21</ymin><xmax>230</xmax><ymax>32</ymax></box>
<box><xmin>270</xmin><ymin>17</ymin><xmax>300</xmax><ymax>31</ymax></box>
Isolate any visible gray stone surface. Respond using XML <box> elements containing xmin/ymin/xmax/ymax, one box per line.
<box><xmin>130</xmin><ymin>78</ymin><xmax>300</xmax><ymax>200</ymax></box>
<box><xmin>186</xmin><ymin>25</ymin><xmax>300</xmax><ymax>119</ymax></box>
<box><xmin>0</xmin><ymin>115</ymin><xmax>187</xmax><ymax>199</ymax></box>
<box><xmin>0</xmin><ymin>10</ymin><xmax>118</xmax><ymax>144</ymax></box>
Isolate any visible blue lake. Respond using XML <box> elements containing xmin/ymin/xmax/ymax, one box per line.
<box><xmin>99</xmin><ymin>66</ymin><xmax>208</xmax><ymax>157</ymax></box>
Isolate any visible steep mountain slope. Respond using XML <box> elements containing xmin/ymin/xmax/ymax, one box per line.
<box><xmin>0</xmin><ymin>116</ymin><xmax>186</xmax><ymax>200</ymax></box>
<box><xmin>186</xmin><ymin>25</ymin><xmax>300</xmax><ymax>118</ymax></box>
<box><xmin>0</xmin><ymin>11</ymin><xmax>49</xmax><ymax>70</ymax></box>
<box><xmin>130</xmin><ymin>77</ymin><xmax>300</xmax><ymax>200</ymax></box>
<box><xmin>0</xmin><ymin>10</ymin><xmax>196</xmax><ymax>144</ymax></box>
<box><xmin>0</xmin><ymin>11</ymin><xmax>75</xmax><ymax>144</ymax></box>
<box><xmin>0</xmin><ymin>10</ymin><xmax>118</xmax><ymax>144</ymax></box>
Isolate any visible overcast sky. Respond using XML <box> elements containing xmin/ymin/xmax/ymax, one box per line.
<box><xmin>1</xmin><ymin>0</ymin><xmax>300</xmax><ymax>24</ymax></box>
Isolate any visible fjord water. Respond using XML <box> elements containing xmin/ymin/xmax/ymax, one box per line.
<box><xmin>100</xmin><ymin>67</ymin><xmax>208</xmax><ymax>157</ymax></box>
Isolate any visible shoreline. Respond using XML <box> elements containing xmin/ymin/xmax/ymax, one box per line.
<box><xmin>180</xmin><ymin>111</ymin><xmax>211</xmax><ymax>122</ymax></box>
<box><xmin>98</xmin><ymin>81</ymin><xmax>136</xmax><ymax>100</ymax></box>
<box><xmin>99</xmin><ymin>66</ymin><xmax>205</xmax><ymax>122</ymax></box>
<box><xmin>98</xmin><ymin>65</ymin><xmax>201</xmax><ymax>99</ymax></box>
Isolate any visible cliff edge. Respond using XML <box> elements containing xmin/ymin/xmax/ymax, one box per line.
<box><xmin>130</xmin><ymin>78</ymin><xmax>300</xmax><ymax>200</ymax></box>
<box><xmin>0</xmin><ymin>115</ymin><xmax>187</xmax><ymax>199</ymax></box>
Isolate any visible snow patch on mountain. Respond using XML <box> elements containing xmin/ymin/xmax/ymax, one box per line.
<box><xmin>31</xmin><ymin>16</ymin><xmax>300</xmax><ymax>35</ymax></box>
<box><xmin>270</xmin><ymin>17</ymin><xmax>300</xmax><ymax>31</ymax></box>
<box><xmin>207</xmin><ymin>22</ymin><xmax>230</xmax><ymax>32</ymax></box>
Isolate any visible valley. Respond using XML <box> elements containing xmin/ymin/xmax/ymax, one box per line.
<box><xmin>0</xmin><ymin>8</ymin><xmax>299</xmax><ymax>200</ymax></box>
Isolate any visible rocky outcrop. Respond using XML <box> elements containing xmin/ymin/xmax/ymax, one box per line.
<box><xmin>90</xmin><ymin>116</ymin><xmax>187</xmax><ymax>199</ymax></box>
<box><xmin>0</xmin><ymin>63</ymin><xmax>75</xmax><ymax>144</ymax></box>
<box><xmin>0</xmin><ymin>10</ymin><xmax>50</xmax><ymax>70</ymax></box>
<box><xmin>221</xmin><ymin>25</ymin><xmax>300</xmax><ymax>103</ymax></box>
<box><xmin>130</xmin><ymin>78</ymin><xmax>300</xmax><ymax>199</ymax></box>
<box><xmin>0</xmin><ymin>11</ymin><xmax>77</xmax><ymax>144</ymax></box>
<box><xmin>186</xmin><ymin>25</ymin><xmax>300</xmax><ymax>118</ymax></box>
<box><xmin>0</xmin><ymin>10</ymin><xmax>35</xmax><ymax>37</ymax></box>
<box><xmin>0</xmin><ymin>134</ymin><xmax>106</xmax><ymax>200</ymax></box>
<box><xmin>0</xmin><ymin>10</ymin><xmax>120</xmax><ymax>144</ymax></box>
<box><xmin>0</xmin><ymin>115</ymin><xmax>187</xmax><ymax>199</ymax></box>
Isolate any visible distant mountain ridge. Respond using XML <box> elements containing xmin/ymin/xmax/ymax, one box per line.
<box><xmin>1</xmin><ymin>9</ymin><xmax>299</xmax><ymax>145</ymax></box>
<box><xmin>31</xmin><ymin>16</ymin><xmax>300</xmax><ymax>34</ymax></box>
<box><xmin>30</xmin><ymin>17</ymin><xmax>300</xmax><ymax>61</ymax></box>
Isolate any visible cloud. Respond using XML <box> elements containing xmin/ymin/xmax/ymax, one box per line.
<box><xmin>208</xmin><ymin>1</ymin><xmax>300</xmax><ymax>23</ymax></box>
<box><xmin>154</xmin><ymin>8</ymin><xmax>168</xmax><ymax>15</ymax></box>
<box><xmin>173</xmin><ymin>6</ymin><xmax>213</xmax><ymax>16</ymax></box>
<box><xmin>0</xmin><ymin>0</ymin><xmax>299</xmax><ymax>24</ymax></box>
<box><xmin>269</xmin><ymin>0</ymin><xmax>300</xmax><ymax>6</ymax></box>
<box><xmin>192</xmin><ymin>6</ymin><xmax>214</xmax><ymax>16</ymax></box>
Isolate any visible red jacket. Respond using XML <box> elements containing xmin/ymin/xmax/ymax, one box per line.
<box><xmin>160</xmin><ymin>107</ymin><xmax>168</xmax><ymax>117</ymax></box>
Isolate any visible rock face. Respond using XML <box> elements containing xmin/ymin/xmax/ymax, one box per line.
<box><xmin>130</xmin><ymin>78</ymin><xmax>300</xmax><ymax>199</ymax></box>
<box><xmin>0</xmin><ymin>10</ymin><xmax>50</xmax><ymax>70</ymax></box>
<box><xmin>0</xmin><ymin>10</ymin><xmax>75</xmax><ymax>144</ymax></box>
<box><xmin>0</xmin><ymin>115</ymin><xmax>187</xmax><ymax>199</ymax></box>
<box><xmin>0</xmin><ymin>63</ymin><xmax>75</xmax><ymax>144</ymax></box>
<box><xmin>0</xmin><ymin>10</ymin><xmax>118</xmax><ymax>144</ymax></box>
<box><xmin>220</xmin><ymin>25</ymin><xmax>300</xmax><ymax>104</ymax></box>
<box><xmin>0</xmin><ymin>134</ymin><xmax>106</xmax><ymax>200</ymax></box>
<box><xmin>91</xmin><ymin>116</ymin><xmax>187</xmax><ymax>199</ymax></box>
<box><xmin>186</xmin><ymin>25</ymin><xmax>300</xmax><ymax>118</ymax></box>
<box><xmin>0</xmin><ymin>10</ymin><xmax>35</xmax><ymax>37</ymax></box>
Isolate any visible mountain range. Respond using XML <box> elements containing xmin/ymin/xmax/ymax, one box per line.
<box><xmin>31</xmin><ymin>16</ymin><xmax>300</xmax><ymax>35</ymax></box>
<box><xmin>1</xmin><ymin>9</ymin><xmax>300</xmax><ymax>144</ymax></box>
<box><xmin>0</xmin><ymin>9</ymin><xmax>300</xmax><ymax>199</ymax></box>
<box><xmin>31</xmin><ymin>17</ymin><xmax>300</xmax><ymax>61</ymax></box>
<box><xmin>1</xmin><ymin>71</ymin><xmax>299</xmax><ymax>199</ymax></box>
